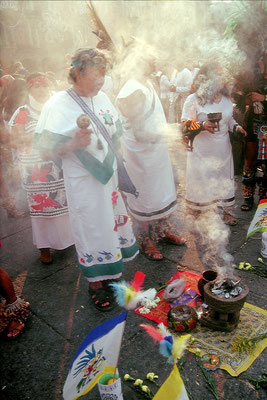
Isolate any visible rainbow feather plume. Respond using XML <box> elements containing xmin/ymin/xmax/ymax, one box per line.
<box><xmin>171</xmin><ymin>333</ymin><xmax>191</xmax><ymax>363</ymax></box>
<box><xmin>109</xmin><ymin>281</ymin><xmax>130</xmax><ymax>307</ymax></box>
<box><xmin>140</xmin><ymin>323</ymin><xmax>165</xmax><ymax>342</ymax></box>
<box><xmin>109</xmin><ymin>271</ymin><xmax>148</xmax><ymax>310</ymax></box>
<box><xmin>159</xmin><ymin>338</ymin><xmax>173</xmax><ymax>358</ymax></box>
<box><xmin>140</xmin><ymin>322</ymin><xmax>191</xmax><ymax>364</ymax></box>
<box><xmin>130</xmin><ymin>271</ymin><xmax>146</xmax><ymax>291</ymax></box>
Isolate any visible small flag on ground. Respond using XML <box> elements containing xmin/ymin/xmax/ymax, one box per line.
<box><xmin>247</xmin><ymin>199</ymin><xmax>267</xmax><ymax>239</ymax></box>
<box><xmin>63</xmin><ymin>311</ymin><xmax>127</xmax><ymax>400</ymax></box>
<box><xmin>153</xmin><ymin>363</ymin><xmax>189</xmax><ymax>400</ymax></box>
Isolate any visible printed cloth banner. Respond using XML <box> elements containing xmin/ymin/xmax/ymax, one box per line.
<box><xmin>247</xmin><ymin>199</ymin><xmax>267</xmax><ymax>239</ymax></box>
<box><xmin>153</xmin><ymin>363</ymin><xmax>189</xmax><ymax>400</ymax></box>
<box><xmin>63</xmin><ymin>311</ymin><xmax>127</xmax><ymax>400</ymax></box>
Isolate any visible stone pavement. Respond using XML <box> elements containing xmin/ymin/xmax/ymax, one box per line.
<box><xmin>0</xmin><ymin>136</ymin><xmax>266</xmax><ymax>400</ymax></box>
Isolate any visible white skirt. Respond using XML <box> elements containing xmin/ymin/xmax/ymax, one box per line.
<box><xmin>186</xmin><ymin>133</ymin><xmax>235</xmax><ymax>210</ymax></box>
<box><xmin>32</xmin><ymin>214</ymin><xmax>74</xmax><ymax>249</ymax></box>
<box><xmin>123</xmin><ymin>139</ymin><xmax>177</xmax><ymax>221</ymax></box>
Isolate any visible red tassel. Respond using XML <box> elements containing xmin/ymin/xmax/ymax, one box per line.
<box><xmin>140</xmin><ymin>323</ymin><xmax>164</xmax><ymax>342</ymax></box>
<box><xmin>130</xmin><ymin>271</ymin><xmax>146</xmax><ymax>291</ymax></box>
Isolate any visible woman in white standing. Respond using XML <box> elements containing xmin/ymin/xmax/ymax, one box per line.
<box><xmin>182</xmin><ymin>63</ymin><xmax>247</xmax><ymax>225</ymax></box>
<box><xmin>117</xmin><ymin>44</ymin><xmax>186</xmax><ymax>260</ymax></box>
<box><xmin>35</xmin><ymin>48</ymin><xmax>139</xmax><ymax>311</ymax></box>
<box><xmin>9</xmin><ymin>73</ymin><xmax>74</xmax><ymax>263</ymax></box>
<box><xmin>168</xmin><ymin>63</ymin><xmax>193</xmax><ymax>123</ymax></box>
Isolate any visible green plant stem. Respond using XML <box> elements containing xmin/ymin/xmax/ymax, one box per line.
<box><xmin>144</xmin><ymin>378</ymin><xmax>160</xmax><ymax>388</ymax></box>
<box><xmin>248</xmin><ymin>373</ymin><xmax>267</xmax><ymax>390</ymax></box>
<box><xmin>184</xmin><ymin>379</ymin><xmax>194</xmax><ymax>400</ymax></box>
<box><xmin>177</xmin><ymin>358</ymin><xmax>186</xmax><ymax>371</ymax></box>
<box><xmin>136</xmin><ymin>385</ymin><xmax>154</xmax><ymax>399</ymax></box>
<box><xmin>156</xmin><ymin>284</ymin><xmax>167</xmax><ymax>292</ymax></box>
<box><xmin>196</xmin><ymin>357</ymin><xmax>218</xmax><ymax>400</ymax></box>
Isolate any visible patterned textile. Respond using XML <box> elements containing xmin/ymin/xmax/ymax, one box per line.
<box><xmin>9</xmin><ymin>105</ymin><xmax>69</xmax><ymax>218</ymax></box>
<box><xmin>247</xmin><ymin>198</ymin><xmax>267</xmax><ymax>238</ymax></box>
<box><xmin>19</xmin><ymin>151</ymin><xmax>68</xmax><ymax>217</ymax></box>
<box><xmin>256</xmin><ymin>123</ymin><xmax>267</xmax><ymax>160</ymax></box>
<box><xmin>188</xmin><ymin>303</ymin><xmax>267</xmax><ymax>376</ymax></box>
<box><xmin>135</xmin><ymin>271</ymin><xmax>202</xmax><ymax>326</ymax></box>
<box><xmin>135</xmin><ymin>271</ymin><xmax>267</xmax><ymax>376</ymax></box>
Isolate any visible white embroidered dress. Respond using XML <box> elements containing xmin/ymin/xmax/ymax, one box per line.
<box><xmin>182</xmin><ymin>94</ymin><xmax>237</xmax><ymax>210</ymax></box>
<box><xmin>9</xmin><ymin>105</ymin><xmax>74</xmax><ymax>250</ymax></box>
<box><xmin>35</xmin><ymin>90</ymin><xmax>138</xmax><ymax>282</ymax></box>
<box><xmin>117</xmin><ymin>79</ymin><xmax>177</xmax><ymax>221</ymax></box>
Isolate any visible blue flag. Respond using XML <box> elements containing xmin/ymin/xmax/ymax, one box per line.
<box><xmin>63</xmin><ymin>311</ymin><xmax>127</xmax><ymax>400</ymax></box>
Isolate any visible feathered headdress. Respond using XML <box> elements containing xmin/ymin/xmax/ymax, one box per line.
<box><xmin>87</xmin><ymin>0</ymin><xmax>115</xmax><ymax>52</ymax></box>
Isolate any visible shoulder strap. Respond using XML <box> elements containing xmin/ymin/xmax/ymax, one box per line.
<box><xmin>66</xmin><ymin>88</ymin><xmax>138</xmax><ymax>197</ymax></box>
<box><xmin>66</xmin><ymin>88</ymin><xmax>115</xmax><ymax>150</ymax></box>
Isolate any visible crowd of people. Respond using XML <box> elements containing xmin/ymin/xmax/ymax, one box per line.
<box><xmin>0</xmin><ymin>40</ymin><xmax>266</xmax><ymax>337</ymax></box>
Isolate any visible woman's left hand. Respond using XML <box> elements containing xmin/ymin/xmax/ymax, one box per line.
<box><xmin>236</xmin><ymin>126</ymin><xmax>247</xmax><ymax>137</ymax></box>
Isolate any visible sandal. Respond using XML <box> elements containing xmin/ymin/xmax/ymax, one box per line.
<box><xmin>40</xmin><ymin>248</ymin><xmax>52</xmax><ymax>265</ymax></box>
<box><xmin>7</xmin><ymin>321</ymin><xmax>25</xmax><ymax>340</ymax></box>
<box><xmin>240</xmin><ymin>198</ymin><xmax>254</xmax><ymax>212</ymax></box>
<box><xmin>160</xmin><ymin>232</ymin><xmax>186</xmax><ymax>245</ymax></box>
<box><xmin>4</xmin><ymin>297</ymin><xmax>29</xmax><ymax>339</ymax></box>
<box><xmin>223</xmin><ymin>213</ymin><xmax>237</xmax><ymax>226</ymax></box>
<box><xmin>140</xmin><ymin>237</ymin><xmax>163</xmax><ymax>261</ymax></box>
<box><xmin>88</xmin><ymin>281</ymin><xmax>114</xmax><ymax>312</ymax></box>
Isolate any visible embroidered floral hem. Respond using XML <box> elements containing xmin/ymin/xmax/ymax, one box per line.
<box><xmin>78</xmin><ymin>242</ymin><xmax>139</xmax><ymax>279</ymax></box>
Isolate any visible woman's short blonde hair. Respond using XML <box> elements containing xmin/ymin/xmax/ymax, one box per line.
<box><xmin>68</xmin><ymin>48</ymin><xmax>109</xmax><ymax>83</ymax></box>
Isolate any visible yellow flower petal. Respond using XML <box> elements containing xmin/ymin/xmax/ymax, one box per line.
<box><xmin>141</xmin><ymin>385</ymin><xmax>150</xmax><ymax>393</ymax></box>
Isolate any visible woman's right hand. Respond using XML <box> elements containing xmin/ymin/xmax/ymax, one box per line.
<box><xmin>72</xmin><ymin>128</ymin><xmax>93</xmax><ymax>149</ymax></box>
<box><xmin>203</xmin><ymin>121</ymin><xmax>216</xmax><ymax>134</ymax></box>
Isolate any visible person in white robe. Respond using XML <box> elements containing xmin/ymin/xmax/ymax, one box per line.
<box><xmin>169</xmin><ymin>65</ymin><xmax>193</xmax><ymax>123</ymax></box>
<box><xmin>35</xmin><ymin>48</ymin><xmax>139</xmax><ymax>311</ymax></box>
<box><xmin>181</xmin><ymin>63</ymin><xmax>247</xmax><ymax>226</ymax></box>
<box><xmin>9</xmin><ymin>73</ymin><xmax>74</xmax><ymax>264</ymax></box>
<box><xmin>116</xmin><ymin>45</ymin><xmax>186</xmax><ymax>261</ymax></box>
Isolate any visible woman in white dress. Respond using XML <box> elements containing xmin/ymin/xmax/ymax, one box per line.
<box><xmin>35</xmin><ymin>49</ymin><xmax>139</xmax><ymax>311</ymax></box>
<box><xmin>9</xmin><ymin>73</ymin><xmax>74</xmax><ymax>264</ymax></box>
<box><xmin>117</xmin><ymin>47</ymin><xmax>186</xmax><ymax>260</ymax></box>
<box><xmin>181</xmin><ymin>63</ymin><xmax>247</xmax><ymax>225</ymax></box>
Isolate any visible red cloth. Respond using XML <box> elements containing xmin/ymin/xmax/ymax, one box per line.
<box><xmin>14</xmin><ymin>108</ymin><xmax>29</xmax><ymax>125</ymax></box>
<box><xmin>135</xmin><ymin>270</ymin><xmax>202</xmax><ymax>326</ymax></box>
